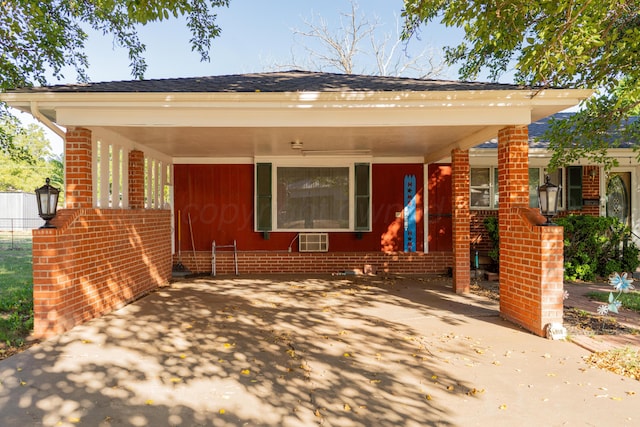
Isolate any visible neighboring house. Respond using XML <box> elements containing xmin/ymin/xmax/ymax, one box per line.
<box><xmin>0</xmin><ymin>192</ymin><xmax>40</xmax><ymax>231</ymax></box>
<box><xmin>0</xmin><ymin>71</ymin><xmax>592</xmax><ymax>338</ymax></box>
<box><xmin>468</xmin><ymin>113</ymin><xmax>640</xmax><ymax>259</ymax></box>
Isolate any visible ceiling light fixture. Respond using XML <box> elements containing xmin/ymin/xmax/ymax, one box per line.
<box><xmin>290</xmin><ymin>140</ymin><xmax>304</xmax><ymax>150</ymax></box>
<box><xmin>301</xmin><ymin>149</ymin><xmax>371</xmax><ymax>156</ymax></box>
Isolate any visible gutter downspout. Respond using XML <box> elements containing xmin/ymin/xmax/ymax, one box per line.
<box><xmin>29</xmin><ymin>101</ymin><xmax>66</xmax><ymax>139</ymax></box>
<box><xmin>30</xmin><ymin>101</ymin><xmax>67</xmax><ymax>206</ymax></box>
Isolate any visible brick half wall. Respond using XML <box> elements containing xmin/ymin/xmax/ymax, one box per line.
<box><xmin>174</xmin><ymin>250</ymin><xmax>453</xmax><ymax>275</ymax></box>
<box><xmin>499</xmin><ymin>208</ymin><xmax>564</xmax><ymax>336</ymax></box>
<box><xmin>32</xmin><ymin>208</ymin><xmax>172</xmax><ymax>338</ymax></box>
<box><xmin>497</xmin><ymin>125</ymin><xmax>565</xmax><ymax>337</ymax></box>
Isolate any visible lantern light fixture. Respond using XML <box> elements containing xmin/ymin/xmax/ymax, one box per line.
<box><xmin>35</xmin><ymin>178</ymin><xmax>60</xmax><ymax>229</ymax></box>
<box><xmin>537</xmin><ymin>175</ymin><xmax>561</xmax><ymax>226</ymax></box>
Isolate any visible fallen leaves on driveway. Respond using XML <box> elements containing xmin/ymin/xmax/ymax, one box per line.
<box><xmin>586</xmin><ymin>348</ymin><xmax>640</xmax><ymax>381</ymax></box>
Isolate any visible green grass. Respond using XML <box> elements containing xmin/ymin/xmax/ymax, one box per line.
<box><xmin>0</xmin><ymin>240</ymin><xmax>34</xmax><ymax>347</ymax></box>
<box><xmin>587</xmin><ymin>290</ymin><xmax>640</xmax><ymax>312</ymax></box>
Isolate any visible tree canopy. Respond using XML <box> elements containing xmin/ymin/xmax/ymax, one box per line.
<box><xmin>1</xmin><ymin>0</ymin><xmax>229</xmax><ymax>158</ymax></box>
<box><xmin>1</xmin><ymin>0</ymin><xmax>230</xmax><ymax>90</ymax></box>
<box><xmin>0</xmin><ymin>116</ymin><xmax>63</xmax><ymax>193</ymax></box>
<box><xmin>403</xmin><ymin>1</ymin><xmax>640</xmax><ymax>169</ymax></box>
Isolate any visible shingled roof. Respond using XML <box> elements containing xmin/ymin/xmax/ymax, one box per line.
<box><xmin>10</xmin><ymin>70</ymin><xmax>529</xmax><ymax>93</ymax></box>
<box><xmin>475</xmin><ymin>112</ymin><xmax>638</xmax><ymax>149</ymax></box>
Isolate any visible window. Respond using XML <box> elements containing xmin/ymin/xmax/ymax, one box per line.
<box><xmin>470</xmin><ymin>167</ymin><xmax>498</xmax><ymax>208</ymax></box>
<box><xmin>354</xmin><ymin>163</ymin><xmax>370</xmax><ymax>230</ymax></box>
<box><xmin>471</xmin><ymin>166</ymin><xmax>567</xmax><ymax>210</ymax></box>
<box><xmin>255</xmin><ymin>162</ymin><xmax>371</xmax><ymax>232</ymax></box>
<box><xmin>277</xmin><ymin>167</ymin><xmax>349</xmax><ymax>229</ymax></box>
<box><xmin>566</xmin><ymin>166</ymin><xmax>583</xmax><ymax>210</ymax></box>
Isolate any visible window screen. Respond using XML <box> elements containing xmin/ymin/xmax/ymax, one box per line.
<box><xmin>276</xmin><ymin>167</ymin><xmax>350</xmax><ymax>230</ymax></box>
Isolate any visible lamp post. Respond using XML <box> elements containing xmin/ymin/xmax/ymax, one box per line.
<box><xmin>35</xmin><ymin>178</ymin><xmax>60</xmax><ymax>229</ymax></box>
<box><xmin>537</xmin><ymin>175</ymin><xmax>560</xmax><ymax>226</ymax></box>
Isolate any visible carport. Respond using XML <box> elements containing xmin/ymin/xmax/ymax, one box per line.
<box><xmin>0</xmin><ymin>71</ymin><xmax>592</xmax><ymax>337</ymax></box>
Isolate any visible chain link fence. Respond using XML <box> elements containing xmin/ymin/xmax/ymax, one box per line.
<box><xmin>0</xmin><ymin>218</ymin><xmax>41</xmax><ymax>250</ymax></box>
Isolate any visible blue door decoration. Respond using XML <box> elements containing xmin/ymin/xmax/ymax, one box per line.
<box><xmin>404</xmin><ymin>174</ymin><xmax>417</xmax><ymax>252</ymax></box>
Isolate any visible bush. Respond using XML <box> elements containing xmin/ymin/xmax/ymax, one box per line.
<box><xmin>483</xmin><ymin>216</ymin><xmax>499</xmax><ymax>269</ymax></box>
<box><xmin>555</xmin><ymin>215</ymin><xmax>640</xmax><ymax>281</ymax></box>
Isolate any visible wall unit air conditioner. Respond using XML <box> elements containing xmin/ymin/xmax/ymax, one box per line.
<box><xmin>299</xmin><ymin>233</ymin><xmax>329</xmax><ymax>252</ymax></box>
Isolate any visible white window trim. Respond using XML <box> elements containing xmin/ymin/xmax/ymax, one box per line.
<box><xmin>255</xmin><ymin>156</ymin><xmax>372</xmax><ymax>232</ymax></box>
<box><xmin>468</xmin><ymin>163</ymin><xmax>566</xmax><ymax>211</ymax></box>
<box><xmin>469</xmin><ymin>165</ymin><xmax>498</xmax><ymax>210</ymax></box>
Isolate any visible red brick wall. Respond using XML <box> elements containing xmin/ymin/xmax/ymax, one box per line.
<box><xmin>498</xmin><ymin>126</ymin><xmax>564</xmax><ymax>336</ymax></box>
<box><xmin>470</xmin><ymin>210</ymin><xmax>496</xmax><ymax>255</ymax></box>
<box><xmin>32</xmin><ymin>208</ymin><xmax>172</xmax><ymax>338</ymax></box>
<box><xmin>451</xmin><ymin>149</ymin><xmax>470</xmax><ymax>293</ymax></box>
<box><xmin>65</xmin><ymin>127</ymin><xmax>93</xmax><ymax>209</ymax></box>
<box><xmin>175</xmin><ymin>250</ymin><xmax>452</xmax><ymax>276</ymax></box>
<box><xmin>129</xmin><ymin>150</ymin><xmax>145</xmax><ymax>209</ymax></box>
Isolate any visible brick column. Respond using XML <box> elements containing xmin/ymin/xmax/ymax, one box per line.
<box><xmin>65</xmin><ymin>127</ymin><xmax>93</xmax><ymax>209</ymax></box>
<box><xmin>451</xmin><ymin>149</ymin><xmax>470</xmax><ymax>293</ymax></box>
<box><xmin>498</xmin><ymin>126</ymin><xmax>565</xmax><ymax>336</ymax></box>
<box><xmin>129</xmin><ymin>150</ymin><xmax>145</xmax><ymax>209</ymax></box>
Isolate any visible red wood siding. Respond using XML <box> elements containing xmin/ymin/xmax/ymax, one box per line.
<box><xmin>174</xmin><ymin>164</ymin><xmax>425</xmax><ymax>253</ymax></box>
<box><xmin>427</xmin><ymin>164</ymin><xmax>453</xmax><ymax>251</ymax></box>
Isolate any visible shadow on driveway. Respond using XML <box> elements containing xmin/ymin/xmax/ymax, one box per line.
<box><xmin>0</xmin><ymin>275</ymin><xmax>638</xmax><ymax>426</ymax></box>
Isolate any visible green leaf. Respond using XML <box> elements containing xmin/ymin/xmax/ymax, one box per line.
<box><xmin>0</xmin><ymin>0</ymin><xmax>230</xmax><ymax>88</ymax></box>
<box><xmin>403</xmin><ymin>1</ymin><xmax>640</xmax><ymax>163</ymax></box>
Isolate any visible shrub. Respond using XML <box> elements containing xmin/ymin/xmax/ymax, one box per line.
<box><xmin>555</xmin><ymin>215</ymin><xmax>640</xmax><ymax>281</ymax></box>
<box><xmin>483</xmin><ymin>216</ymin><xmax>499</xmax><ymax>269</ymax></box>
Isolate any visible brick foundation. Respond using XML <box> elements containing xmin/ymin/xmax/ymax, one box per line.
<box><xmin>498</xmin><ymin>126</ymin><xmax>565</xmax><ymax>336</ymax></box>
<box><xmin>174</xmin><ymin>251</ymin><xmax>453</xmax><ymax>276</ymax></box>
<box><xmin>32</xmin><ymin>208</ymin><xmax>172</xmax><ymax>338</ymax></box>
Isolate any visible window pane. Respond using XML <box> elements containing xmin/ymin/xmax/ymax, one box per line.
<box><xmin>471</xmin><ymin>168</ymin><xmax>490</xmax><ymax>207</ymax></box>
<box><xmin>529</xmin><ymin>168</ymin><xmax>540</xmax><ymax>208</ymax></box>
<box><xmin>566</xmin><ymin>166</ymin><xmax>582</xmax><ymax>210</ymax></box>
<box><xmin>471</xmin><ymin>168</ymin><xmax>490</xmax><ymax>186</ymax></box>
<box><xmin>493</xmin><ymin>167</ymin><xmax>499</xmax><ymax>209</ymax></box>
<box><xmin>354</xmin><ymin>163</ymin><xmax>370</xmax><ymax>230</ymax></box>
<box><xmin>355</xmin><ymin>197</ymin><xmax>369</xmax><ymax>229</ymax></box>
<box><xmin>277</xmin><ymin>167</ymin><xmax>349</xmax><ymax>229</ymax></box>
<box><xmin>471</xmin><ymin>188</ymin><xmax>491</xmax><ymax>207</ymax></box>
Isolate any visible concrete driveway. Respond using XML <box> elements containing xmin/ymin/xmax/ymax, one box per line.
<box><xmin>0</xmin><ymin>275</ymin><xmax>638</xmax><ymax>426</ymax></box>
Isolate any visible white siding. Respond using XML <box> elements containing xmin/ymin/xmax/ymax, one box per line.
<box><xmin>0</xmin><ymin>192</ymin><xmax>41</xmax><ymax>230</ymax></box>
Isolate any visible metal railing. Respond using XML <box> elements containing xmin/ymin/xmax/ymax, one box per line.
<box><xmin>0</xmin><ymin>218</ymin><xmax>41</xmax><ymax>250</ymax></box>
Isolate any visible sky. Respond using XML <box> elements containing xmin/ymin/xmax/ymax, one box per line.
<box><xmin>79</xmin><ymin>0</ymin><xmax>463</xmax><ymax>82</ymax></box>
<box><xmin>18</xmin><ymin>0</ymin><xmax>487</xmax><ymax>154</ymax></box>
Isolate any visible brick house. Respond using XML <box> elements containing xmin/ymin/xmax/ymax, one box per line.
<box><xmin>0</xmin><ymin>71</ymin><xmax>592</xmax><ymax>338</ymax></box>
<box><xmin>470</xmin><ymin>112</ymin><xmax>640</xmax><ymax>263</ymax></box>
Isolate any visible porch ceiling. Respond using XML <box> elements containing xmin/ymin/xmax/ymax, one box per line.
<box><xmin>100</xmin><ymin>124</ymin><xmax>500</xmax><ymax>161</ymax></box>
